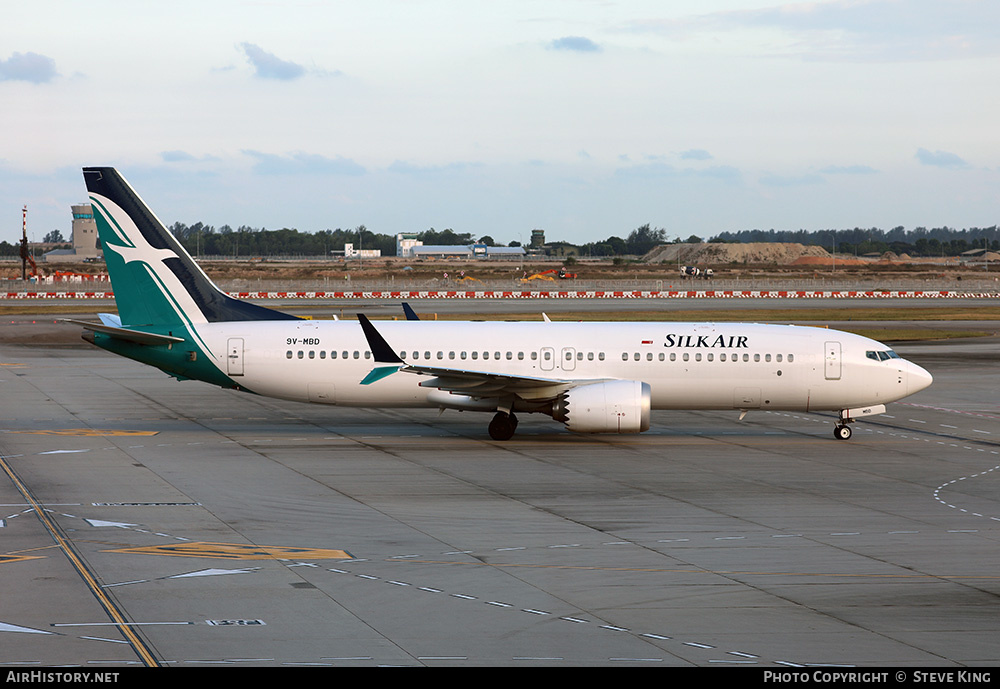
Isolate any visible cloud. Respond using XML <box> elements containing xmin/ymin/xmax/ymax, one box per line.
<box><xmin>0</xmin><ymin>52</ymin><xmax>58</xmax><ymax>83</ymax></box>
<box><xmin>819</xmin><ymin>164</ymin><xmax>878</xmax><ymax>175</ymax></box>
<box><xmin>388</xmin><ymin>160</ymin><xmax>483</xmax><ymax>177</ymax></box>
<box><xmin>915</xmin><ymin>148</ymin><xmax>968</xmax><ymax>168</ymax></box>
<box><xmin>161</xmin><ymin>151</ymin><xmax>220</xmax><ymax>164</ymax></box>
<box><xmin>758</xmin><ymin>173</ymin><xmax>825</xmax><ymax>187</ymax></box>
<box><xmin>548</xmin><ymin>36</ymin><xmax>602</xmax><ymax>52</ymax></box>
<box><xmin>621</xmin><ymin>1</ymin><xmax>1000</xmax><ymax>61</ymax></box>
<box><xmin>239</xmin><ymin>43</ymin><xmax>306</xmax><ymax>80</ymax></box>
<box><xmin>244</xmin><ymin>151</ymin><xmax>366</xmax><ymax>176</ymax></box>
<box><xmin>161</xmin><ymin>151</ymin><xmax>198</xmax><ymax>163</ymax></box>
<box><xmin>614</xmin><ymin>162</ymin><xmax>741</xmax><ymax>182</ymax></box>
<box><xmin>679</xmin><ymin>149</ymin><xmax>713</xmax><ymax>161</ymax></box>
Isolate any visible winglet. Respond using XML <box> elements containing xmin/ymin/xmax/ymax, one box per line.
<box><xmin>357</xmin><ymin>314</ymin><xmax>404</xmax><ymax>364</ymax></box>
<box><xmin>402</xmin><ymin>302</ymin><xmax>420</xmax><ymax>321</ymax></box>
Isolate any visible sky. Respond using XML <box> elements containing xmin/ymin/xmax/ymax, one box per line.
<box><xmin>2</xmin><ymin>0</ymin><xmax>998</xmax><ymax>247</ymax></box>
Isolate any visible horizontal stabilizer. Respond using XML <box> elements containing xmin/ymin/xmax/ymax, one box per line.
<box><xmin>64</xmin><ymin>319</ymin><xmax>185</xmax><ymax>346</ymax></box>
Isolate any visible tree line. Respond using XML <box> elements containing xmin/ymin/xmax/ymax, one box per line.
<box><xmin>710</xmin><ymin>226</ymin><xmax>1000</xmax><ymax>258</ymax></box>
<box><xmin>163</xmin><ymin>222</ymin><xmax>670</xmax><ymax>258</ymax></box>
<box><xmin>3</xmin><ymin>223</ymin><xmax>996</xmax><ymax>260</ymax></box>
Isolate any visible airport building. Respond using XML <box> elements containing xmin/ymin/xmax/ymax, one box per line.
<box><xmin>396</xmin><ymin>232</ymin><xmax>525</xmax><ymax>260</ymax></box>
<box><xmin>43</xmin><ymin>204</ymin><xmax>102</xmax><ymax>263</ymax></box>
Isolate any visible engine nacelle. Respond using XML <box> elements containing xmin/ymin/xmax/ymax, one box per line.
<box><xmin>552</xmin><ymin>380</ymin><xmax>651</xmax><ymax>434</ymax></box>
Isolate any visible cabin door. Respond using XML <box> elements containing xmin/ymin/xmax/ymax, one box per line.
<box><xmin>824</xmin><ymin>341</ymin><xmax>841</xmax><ymax>380</ymax></box>
<box><xmin>227</xmin><ymin>338</ymin><xmax>244</xmax><ymax>376</ymax></box>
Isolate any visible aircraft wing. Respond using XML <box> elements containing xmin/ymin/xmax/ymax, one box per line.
<box><xmin>356</xmin><ymin>314</ymin><xmax>598</xmax><ymax>401</ymax></box>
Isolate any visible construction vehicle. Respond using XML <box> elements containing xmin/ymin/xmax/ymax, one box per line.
<box><xmin>520</xmin><ymin>267</ymin><xmax>577</xmax><ymax>283</ymax></box>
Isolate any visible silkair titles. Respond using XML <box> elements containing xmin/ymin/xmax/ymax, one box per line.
<box><xmin>664</xmin><ymin>334</ymin><xmax>749</xmax><ymax>348</ymax></box>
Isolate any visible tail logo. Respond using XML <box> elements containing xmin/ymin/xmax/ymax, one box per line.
<box><xmin>89</xmin><ymin>193</ymin><xmax>209</xmax><ymax>326</ymax></box>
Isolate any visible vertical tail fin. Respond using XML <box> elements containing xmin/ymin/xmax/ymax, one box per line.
<box><xmin>83</xmin><ymin>167</ymin><xmax>298</xmax><ymax>327</ymax></box>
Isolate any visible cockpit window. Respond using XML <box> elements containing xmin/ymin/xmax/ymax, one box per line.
<box><xmin>867</xmin><ymin>350</ymin><xmax>901</xmax><ymax>361</ymax></box>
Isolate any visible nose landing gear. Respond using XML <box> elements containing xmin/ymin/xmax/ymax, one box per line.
<box><xmin>834</xmin><ymin>409</ymin><xmax>855</xmax><ymax>440</ymax></box>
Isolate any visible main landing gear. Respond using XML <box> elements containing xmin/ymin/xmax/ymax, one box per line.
<box><xmin>488</xmin><ymin>411</ymin><xmax>518</xmax><ymax>441</ymax></box>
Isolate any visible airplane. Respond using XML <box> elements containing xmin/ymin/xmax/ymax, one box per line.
<box><xmin>68</xmin><ymin>167</ymin><xmax>933</xmax><ymax>441</ymax></box>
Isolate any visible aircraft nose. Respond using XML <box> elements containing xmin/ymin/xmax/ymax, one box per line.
<box><xmin>907</xmin><ymin>360</ymin><xmax>933</xmax><ymax>395</ymax></box>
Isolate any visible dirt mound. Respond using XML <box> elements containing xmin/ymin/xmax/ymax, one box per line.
<box><xmin>790</xmin><ymin>255</ymin><xmax>868</xmax><ymax>266</ymax></box>
<box><xmin>644</xmin><ymin>242</ymin><xmax>830</xmax><ymax>265</ymax></box>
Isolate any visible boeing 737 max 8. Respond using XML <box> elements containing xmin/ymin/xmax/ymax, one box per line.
<box><xmin>69</xmin><ymin>167</ymin><xmax>933</xmax><ymax>441</ymax></box>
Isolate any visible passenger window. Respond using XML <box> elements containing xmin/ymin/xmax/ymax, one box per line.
<box><xmin>598</xmin><ymin>353</ymin><xmax>605</xmax><ymax>361</ymax></box>
<box><xmin>286</xmin><ymin>351</ymin><xmax>292</xmax><ymax>359</ymax></box>
<box><xmin>788</xmin><ymin>354</ymin><xmax>794</xmax><ymax>363</ymax></box>
<box><xmin>309</xmin><ymin>351</ymin><xmax>315</xmax><ymax>359</ymax></box>
<box><xmin>298</xmin><ymin>351</ymin><xmax>304</xmax><ymax>359</ymax></box>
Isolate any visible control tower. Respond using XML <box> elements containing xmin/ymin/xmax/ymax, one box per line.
<box><xmin>71</xmin><ymin>204</ymin><xmax>100</xmax><ymax>258</ymax></box>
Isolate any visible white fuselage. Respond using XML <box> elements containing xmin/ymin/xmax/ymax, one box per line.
<box><xmin>193</xmin><ymin>319</ymin><xmax>932</xmax><ymax>414</ymax></box>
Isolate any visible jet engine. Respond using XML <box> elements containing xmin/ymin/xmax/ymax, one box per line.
<box><xmin>552</xmin><ymin>380</ymin><xmax>651</xmax><ymax>433</ymax></box>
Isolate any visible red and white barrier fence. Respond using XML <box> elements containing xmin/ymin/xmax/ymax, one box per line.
<box><xmin>1</xmin><ymin>289</ymin><xmax>997</xmax><ymax>300</ymax></box>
